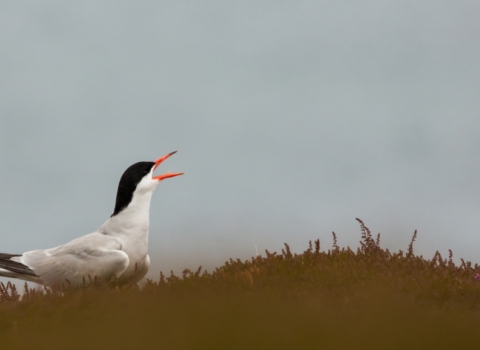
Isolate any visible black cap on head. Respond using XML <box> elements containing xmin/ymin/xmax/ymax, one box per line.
<box><xmin>112</xmin><ymin>161</ymin><xmax>155</xmax><ymax>217</ymax></box>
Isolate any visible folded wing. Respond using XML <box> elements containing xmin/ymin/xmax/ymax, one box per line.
<box><xmin>19</xmin><ymin>232</ymin><xmax>129</xmax><ymax>287</ymax></box>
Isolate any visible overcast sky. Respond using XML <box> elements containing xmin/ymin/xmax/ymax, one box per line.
<box><xmin>1</xmin><ymin>1</ymin><xmax>480</xmax><ymax>286</ymax></box>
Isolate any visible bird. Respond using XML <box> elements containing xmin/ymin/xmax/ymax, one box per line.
<box><xmin>0</xmin><ymin>151</ymin><xmax>184</xmax><ymax>289</ymax></box>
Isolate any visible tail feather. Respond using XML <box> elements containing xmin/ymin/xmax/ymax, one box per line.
<box><xmin>0</xmin><ymin>253</ymin><xmax>38</xmax><ymax>277</ymax></box>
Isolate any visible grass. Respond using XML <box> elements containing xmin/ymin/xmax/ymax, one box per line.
<box><xmin>1</xmin><ymin>218</ymin><xmax>480</xmax><ymax>349</ymax></box>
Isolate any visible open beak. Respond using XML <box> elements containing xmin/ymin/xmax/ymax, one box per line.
<box><xmin>152</xmin><ymin>151</ymin><xmax>185</xmax><ymax>181</ymax></box>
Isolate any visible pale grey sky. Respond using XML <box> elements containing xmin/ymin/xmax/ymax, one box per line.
<box><xmin>1</xmin><ymin>1</ymin><xmax>480</xmax><ymax>285</ymax></box>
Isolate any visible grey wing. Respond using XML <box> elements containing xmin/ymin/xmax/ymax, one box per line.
<box><xmin>20</xmin><ymin>232</ymin><xmax>129</xmax><ymax>287</ymax></box>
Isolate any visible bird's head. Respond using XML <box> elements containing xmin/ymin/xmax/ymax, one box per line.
<box><xmin>112</xmin><ymin>151</ymin><xmax>184</xmax><ymax>216</ymax></box>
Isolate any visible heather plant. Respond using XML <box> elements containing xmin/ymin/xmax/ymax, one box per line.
<box><xmin>1</xmin><ymin>219</ymin><xmax>480</xmax><ymax>349</ymax></box>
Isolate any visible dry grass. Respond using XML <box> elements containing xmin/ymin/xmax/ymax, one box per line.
<box><xmin>1</xmin><ymin>219</ymin><xmax>480</xmax><ymax>349</ymax></box>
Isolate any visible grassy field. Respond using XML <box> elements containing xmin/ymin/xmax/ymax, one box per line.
<box><xmin>1</xmin><ymin>219</ymin><xmax>480</xmax><ymax>349</ymax></box>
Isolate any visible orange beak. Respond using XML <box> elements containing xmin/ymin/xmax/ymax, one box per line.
<box><xmin>152</xmin><ymin>151</ymin><xmax>184</xmax><ymax>181</ymax></box>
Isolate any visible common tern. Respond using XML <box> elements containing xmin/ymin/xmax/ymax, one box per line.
<box><xmin>0</xmin><ymin>151</ymin><xmax>184</xmax><ymax>288</ymax></box>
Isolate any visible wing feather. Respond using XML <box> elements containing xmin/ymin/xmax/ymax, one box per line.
<box><xmin>21</xmin><ymin>232</ymin><xmax>129</xmax><ymax>287</ymax></box>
